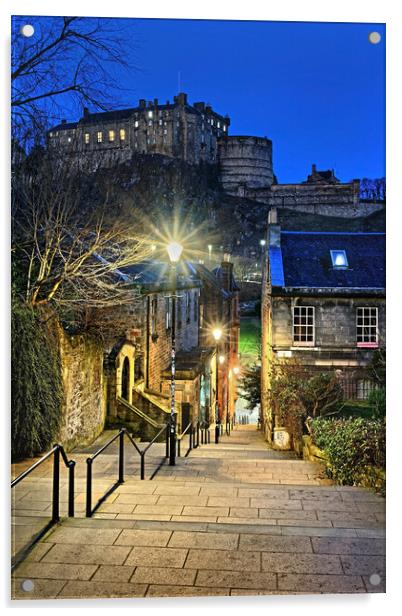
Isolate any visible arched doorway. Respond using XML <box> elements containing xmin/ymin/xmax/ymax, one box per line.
<box><xmin>121</xmin><ymin>357</ymin><xmax>130</xmax><ymax>401</ymax></box>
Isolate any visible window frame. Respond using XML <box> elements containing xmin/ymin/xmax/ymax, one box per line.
<box><xmin>330</xmin><ymin>249</ymin><xmax>348</xmax><ymax>269</ymax></box>
<box><xmin>292</xmin><ymin>305</ymin><xmax>315</xmax><ymax>347</ymax></box>
<box><xmin>356</xmin><ymin>306</ymin><xmax>379</xmax><ymax>347</ymax></box>
<box><xmin>165</xmin><ymin>297</ymin><xmax>172</xmax><ymax>331</ymax></box>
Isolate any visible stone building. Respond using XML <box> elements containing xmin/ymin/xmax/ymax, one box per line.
<box><xmin>261</xmin><ymin>209</ymin><xmax>385</xmax><ymax>443</ymax></box>
<box><xmin>194</xmin><ymin>258</ymin><xmax>241</xmax><ymax>426</ymax></box>
<box><xmin>48</xmin><ymin>92</ymin><xmax>230</xmax><ymax>166</ymax></box>
<box><xmin>58</xmin><ymin>257</ymin><xmax>241</xmax><ymax>449</ymax></box>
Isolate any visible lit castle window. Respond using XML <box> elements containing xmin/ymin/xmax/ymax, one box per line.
<box><xmin>119</xmin><ymin>128</ymin><xmax>126</xmax><ymax>141</ymax></box>
<box><xmin>84</xmin><ymin>132</ymin><xmax>90</xmax><ymax>144</ymax></box>
<box><xmin>108</xmin><ymin>130</ymin><xmax>115</xmax><ymax>142</ymax></box>
<box><xmin>97</xmin><ymin>131</ymin><xmax>103</xmax><ymax>143</ymax></box>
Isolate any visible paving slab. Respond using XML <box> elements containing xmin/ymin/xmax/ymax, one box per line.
<box><xmin>11</xmin><ymin>425</ymin><xmax>385</xmax><ymax>600</ymax></box>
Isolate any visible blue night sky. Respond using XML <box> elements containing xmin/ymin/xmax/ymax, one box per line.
<box><xmin>117</xmin><ymin>19</ymin><xmax>386</xmax><ymax>183</ymax></box>
<box><xmin>17</xmin><ymin>17</ymin><xmax>386</xmax><ymax>183</ymax></box>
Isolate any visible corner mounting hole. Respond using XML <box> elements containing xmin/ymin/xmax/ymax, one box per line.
<box><xmin>20</xmin><ymin>24</ymin><xmax>35</xmax><ymax>38</ymax></box>
<box><xmin>21</xmin><ymin>579</ymin><xmax>34</xmax><ymax>592</ymax></box>
<box><xmin>368</xmin><ymin>32</ymin><xmax>381</xmax><ymax>45</ymax></box>
<box><xmin>369</xmin><ymin>573</ymin><xmax>381</xmax><ymax>586</ymax></box>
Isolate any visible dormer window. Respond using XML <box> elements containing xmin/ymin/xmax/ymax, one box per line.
<box><xmin>330</xmin><ymin>250</ymin><xmax>348</xmax><ymax>269</ymax></box>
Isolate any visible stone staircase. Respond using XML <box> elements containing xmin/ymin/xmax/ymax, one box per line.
<box><xmin>11</xmin><ymin>426</ymin><xmax>386</xmax><ymax>598</ymax></box>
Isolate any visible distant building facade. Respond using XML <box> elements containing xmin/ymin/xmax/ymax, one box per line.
<box><xmin>261</xmin><ymin>210</ymin><xmax>385</xmax><ymax>443</ymax></box>
<box><xmin>48</xmin><ymin>92</ymin><xmax>230</xmax><ymax>166</ymax></box>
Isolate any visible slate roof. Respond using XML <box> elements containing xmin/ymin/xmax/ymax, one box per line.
<box><xmin>121</xmin><ymin>260</ymin><xmax>201</xmax><ymax>292</ymax></box>
<box><xmin>49</xmin><ymin>101</ymin><xmax>227</xmax><ymax>132</ymax></box>
<box><xmin>271</xmin><ymin>231</ymin><xmax>385</xmax><ymax>293</ymax></box>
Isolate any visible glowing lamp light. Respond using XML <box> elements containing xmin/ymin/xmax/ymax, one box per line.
<box><xmin>219</xmin><ymin>355</ymin><xmax>225</xmax><ymax>365</ymax></box>
<box><xmin>260</xmin><ymin>239</ymin><xmax>266</xmax><ymax>246</ymax></box>
<box><xmin>212</xmin><ymin>327</ymin><xmax>223</xmax><ymax>342</ymax></box>
<box><xmin>151</xmin><ymin>244</ymin><xmax>156</xmax><ymax>252</ymax></box>
<box><xmin>233</xmin><ymin>366</ymin><xmax>240</xmax><ymax>375</ymax></box>
<box><xmin>166</xmin><ymin>241</ymin><xmax>183</xmax><ymax>263</ymax></box>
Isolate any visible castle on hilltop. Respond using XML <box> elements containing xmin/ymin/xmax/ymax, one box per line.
<box><xmin>48</xmin><ymin>91</ymin><xmax>383</xmax><ymax>220</ymax></box>
<box><xmin>48</xmin><ymin>91</ymin><xmax>274</xmax><ymax>191</ymax></box>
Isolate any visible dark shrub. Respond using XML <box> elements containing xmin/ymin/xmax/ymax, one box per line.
<box><xmin>310</xmin><ymin>417</ymin><xmax>385</xmax><ymax>494</ymax></box>
<box><xmin>11</xmin><ymin>303</ymin><xmax>63</xmax><ymax>459</ymax></box>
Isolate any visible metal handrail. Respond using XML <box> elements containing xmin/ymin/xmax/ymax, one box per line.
<box><xmin>177</xmin><ymin>422</ymin><xmax>193</xmax><ymax>458</ymax></box>
<box><xmin>11</xmin><ymin>444</ymin><xmax>75</xmax><ymax>568</ymax></box>
<box><xmin>86</xmin><ymin>425</ymin><xmax>169</xmax><ymax>517</ymax></box>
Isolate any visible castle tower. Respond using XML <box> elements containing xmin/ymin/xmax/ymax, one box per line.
<box><xmin>218</xmin><ymin>136</ymin><xmax>274</xmax><ymax>194</ymax></box>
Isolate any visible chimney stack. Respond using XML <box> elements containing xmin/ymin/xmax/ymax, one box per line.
<box><xmin>139</xmin><ymin>99</ymin><xmax>146</xmax><ymax>108</ymax></box>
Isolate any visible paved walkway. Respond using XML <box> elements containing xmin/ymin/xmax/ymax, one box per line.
<box><xmin>11</xmin><ymin>426</ymin><xmax>385</xmax><ymax>599</ymax></box>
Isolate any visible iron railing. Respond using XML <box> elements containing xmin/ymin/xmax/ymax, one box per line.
<box><xmin>86</xmin><ymin>425</ymin><xmax>168</xmax><ymax>517</ymax></box>
<box><xmin>11</xmin><ymin>444</ymin><xmax>75</xmax><ymax>567</ymax></box>
<box><xmin>177</xmin><ymin>421</ymin><xmax>200</xmax><ymax>457</ymax></box>
<box><xmin>200</xmin><ymin>421</ymin><xmax>212</xmax><ymax>445</ymax></box>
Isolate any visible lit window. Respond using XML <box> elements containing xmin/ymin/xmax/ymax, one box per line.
<box><xmin>330</xmin><ymin>250</ymin><xmax>348</xmax><ymax>269</ymax></box>
<box><xmin>356</xmin><ymin>307</ymin><xmax>378</xmax><ymax>346</ymax></box>
<box><xmin>108</xmin><ymin>130</ymin><xmax>115</xmax><ymax>142</ymax></box>
<box><xmin>148</xmin><ymin>110</ymin><xmax>153</xmax><ymax>118</ymax></box>
<box><xmin>165</xmin><ymin>297</ymin><xmax>172</xmax><ymax>329</ymax></box>
<box><xmin>119</xmin><ymin>128</ymin><xmax>126</xmax><ymax>141</ymax></box>
<box><xmin>293</xmin><ymin>306</ymin><xmax>315</xmax><ymax>346</ymax></box>
<box><xmin>134</xmin><ymin>120</ymin><xmax>139</xmax><ymax>128</ymax></box>
<box><xmin>134</xmin><ymin>142</ymin><xmax>138</xmax><ymax>149</ymax></box>
<box><xmin>84</xmin><ymin>132</ymin><xmax>90</xmax><ymax>144</ymax></box>
<box><xmin>211</xmin><ymin>119</ymin><xmax>214</xmax><ymax>126</ymax></box>
<box><xmin>97</xmin><ymin>131</ymin><xmax>103</xmax><ymax>143</ymax></box>
<box><xmin>159</xmin><ymin>119</ymin><xmax>163</xmax><ymax>126</ymax></box>
<box><xmin>217</xmin><ymin>121</ymin><xmax>220</xmax><ymax>128</ymax></box>
<box><xmin>148</xmin><ymin>120</ymin><xmax>153</xmax><ymax>126</ymax></box>
<box><xmin>151</xmin><ymin>297</ymin><xmax>158</xmax><ymax>336</ymax></box>
<box><xmin>163</xmin><ymin>129</ymin><xmax>167</xmax><ymax>135</ymax></box>
<box><xmin>67</xmin><ymin>137</ymin><xmax>72</xmax><ymax>143</ymax></box>
<box><xmin>49</xmin><ymin>132</ymin><xmax>53</xmax><ymax>137</ymax></box>
<box><xmin>223</xmin><ymin>125</ymin><xmax>226</xmax><ymax>132</ymax></box>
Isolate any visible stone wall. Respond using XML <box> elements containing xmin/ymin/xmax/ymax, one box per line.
<box><xmin>218</xmin><ymin>136</ymin><xmax>274</xmax><ymax>194</ymax></box>
<box><xmin>241</xmin><ymin>181</ymin><xmax>384</xmax><ymax>219</ymax></box>
<box><xmin>271</xmin><ymin>295</ymin><xmax>386</xmax><ymax>357</ymax></box>
<box><xmin>58</xmin><ymin>326</ymin><xmax>106</xmax><ymax>451</ymax></box>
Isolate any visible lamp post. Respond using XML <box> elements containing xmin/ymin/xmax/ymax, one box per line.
<box><xmin>212</xmin><ymin>327</ymin><xmax>223</xmax><ymax>444</ymax></box>
<box><xmin>166</xmin><ymin>241</ymin><xmax>183</xmax><ymax>466</ymax></box>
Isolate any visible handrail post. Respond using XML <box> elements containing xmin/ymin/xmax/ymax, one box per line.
<box><xmin>197</xmin><ymin>422</ymin><xmax>200</xmax><ymax>448</ymax></box>
<box><xmin>140</xmin><ymin>453</ymin><xmax>145</xmax><ymax>480</ymax></box>
<box><xmin>52</xmin><ymin>446</ymin><xmax>60</xmax><ymax>523</ymax></box>
<box><xmin>86</xmin><ymin>458</ymin><xmax>93</xmax><ymax>517</ymax></box>
<box><xmin>166</xmin><ymin>425</ymin><xmax>169</xmax><ymax>458</ymax></box>
<box><xmin>119</xmin><ymin>429</ymin><xmax>125</xmax><ymax>484</ymax></box>
<box><xmin>68</xmin><ymin>461</ymin><xmax>75</xmax><ymax>517</ymax></box>
<box><xmin>189</xmin><ymin>425</ymin><xmax>193</xmax><ymax>451</ymax></box>
<box><xmin>178</xmin><ymin>437</ymin><xmax>181</xmax><ymax>458</ymax></box>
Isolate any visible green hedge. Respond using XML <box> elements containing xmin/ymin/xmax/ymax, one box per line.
<box><xmin>11</xmin><ymin>303</ymin><xmax>63</xmax><ymax>459</ymax></box>
<box><xmin>310</xmin><ymin>417</ymin><xmax>385</xmax><ymax>494</ymax></box>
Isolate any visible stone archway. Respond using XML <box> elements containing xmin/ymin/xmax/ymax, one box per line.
<box><xmin>121</xmin><ymin>356</ymin><xmax>130</xmax><ymax>401</ymax></box>
<box><xmin>106</xmin><ymin>340</ymin><xmax>136</xmax><ymax>418</ymax></box>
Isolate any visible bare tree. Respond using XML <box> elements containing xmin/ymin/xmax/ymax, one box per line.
<box><xmin>12</xmin><ymin>152</ymin><xmax>152</xmax><ymax>326</ymax></box>
<box><xmin>11</xmin><ymin>16</ymin><xmax>139</xmax><ymax>144</ymax></box>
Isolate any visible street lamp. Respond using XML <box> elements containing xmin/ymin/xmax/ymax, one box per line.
<box><xmin>212</xmin><ymin>327</ymin><xmax>223</xmax><ymax>444</ymax></box>
<box><xmin>166</xmin><ymin>240</ymin><xmax>183</xmax><ymax>466</ymax></box>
